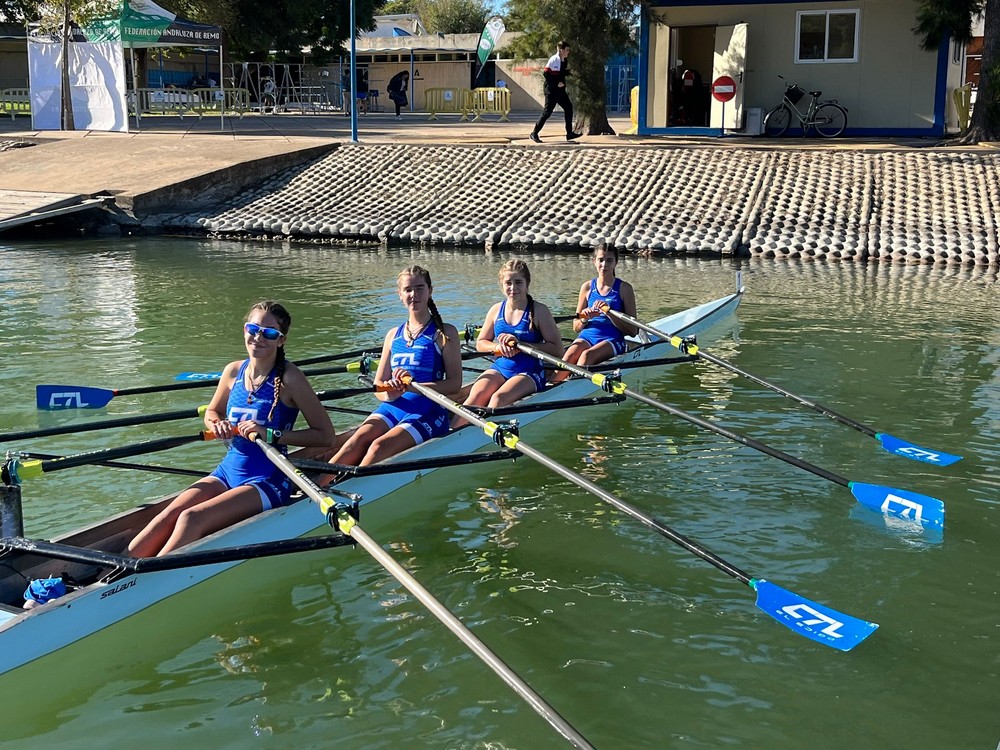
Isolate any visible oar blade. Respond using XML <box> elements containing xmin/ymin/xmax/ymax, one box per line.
<box><xmin>753</xmin><ymin>580</ymin><xmax>878</xmax><ymax>652</ymax></box>
<box><xmin>849</xmin><ymin>482</ymin><xmax>945</xmax><ymax>528</ymax></box>
<box><xmin>175</xmin><ymin>371</ymin><xmax>223</xmax><ymax>381</ymax></box>
<box><xmin>35</xmin><ymin>385</ymin><xmax>115</xmax><ymax>410</ymax></box>
<box><xmin>876</xmin><ymin>433</ymin><xmax>962</xmax><ymax>466</ymax></box>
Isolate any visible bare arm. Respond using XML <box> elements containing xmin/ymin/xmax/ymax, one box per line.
<box><xmin>424</xmin><ymin>324</ymin><xmax>463</xmax><ymax>397</ymax></box>
<box><xmin>203</xmin><ymin>360</ymin><xmax>240</xmax><ymax>440</ymax></box>
<box><xmin>271</xmin><ymin>364</ymin><xmax>336</xmax><ymax>447</ymax></box>
<box><xmin>372</xmin><ymin>329</ymin><xmax>400</xmax><ymax>402</ymax></box>
<box><xmin>475</xmin><ymin>303</ymin><xmax>502</xmax><ymax>353</ymax></box>
<box><xmin>609</xmin><ymin>281</ymin><xmax>639</xmax><ymax>336</ymax></box>
<box><xmin>532</xmin><ymin>302</ymin><xmax>566</xmax><ymax>357</ymax></box>
<box><xmin>571</xmin><ymin>282</ymin><xmax>591</xmax><ymax>334</ymax></box>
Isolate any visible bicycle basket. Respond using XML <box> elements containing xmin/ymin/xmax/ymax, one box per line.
<box><xmin>786</xmin><ymin>85</ymin><xmax>805</xmax><ymax>104</ymax></box>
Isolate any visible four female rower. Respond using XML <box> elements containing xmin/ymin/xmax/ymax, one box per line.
<box><xmin>555</xmin><ymin>244</ymin><xmax>637</xmax><ymax>382</ymax></box>
<box><xmin>325</xmin><ymin>265</ymin><xmax>462</xmax><ymax>467</ymax></box>
<box><xmin>459</xmin><ymin>260</ymin><xmax>563</xmax><ymax>421</ymax></box>
<box><xmin>128</xmin><ymin>301</ymin><xmax>340</xmax><ymax>558</ymax></box>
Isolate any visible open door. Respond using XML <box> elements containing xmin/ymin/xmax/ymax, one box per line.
<box><xmin>646</xmin><ymin>19</ymin><xmax>671</xmax><ymax>128</ymax></box>
<box><xmin>710</xmin><ymin>23</ymin><xmax>747</xmax><ymax>131</ymax></box>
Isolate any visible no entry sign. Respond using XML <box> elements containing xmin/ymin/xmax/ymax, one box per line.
<box><xmin>711</xmin><ymin>75</ymin><xmax>737</xmax><ymax>103</ymax></box>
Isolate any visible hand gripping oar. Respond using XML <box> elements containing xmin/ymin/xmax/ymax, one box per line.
<box><xmin>249</xmin><ymin>435</ymin><xmax>594</xmax><ymax>748</ymax></box>
<box><xmin>3</xmin><ymin>431</ymin><xmax>216</xmax><ymax>483</ymax></box>
<box><xmin>514</xmin><ymin>341</ymin><xmax>944</xmax><ymax>529</ymax></box>
<box><xmin>392</xmin><ymin>378</ymin><xmax>878</xmax><ymax>652</ymax></box>
<box><xmin>592</xmin><ymin>303</ymin><xmax>961</xmax><ymax>467</ymax></box>
<box><xmin>37</xmin><ymin>359</ymin><xmax>378</xmax><ymax>410</ymax></box>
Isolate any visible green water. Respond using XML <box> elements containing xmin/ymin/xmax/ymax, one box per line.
<box><xmin>0</xmin><ymin>238</ymin><xmax>997</xmax><ymax>749</ymax></box>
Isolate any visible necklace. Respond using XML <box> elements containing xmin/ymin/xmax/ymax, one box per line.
<box><xmin>404</xmin><ymin>320</ymin><xmax>429</xmax><ymax>347</ymax></box>
<box><xmin>246</xmin><ymin>368</ymin><xmax>271</xmax><ymax>404</ymax></box>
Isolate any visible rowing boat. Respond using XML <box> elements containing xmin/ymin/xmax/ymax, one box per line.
<box><xmin>0</xmin><ymin>288</ymin><xmax>742</xmax><ymax>676</ymax></box>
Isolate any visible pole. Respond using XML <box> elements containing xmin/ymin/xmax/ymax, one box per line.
<box><xmin>1</xmin><ymin>483</ymin><xmax>24</xmax><ymax>538</ymax></box>
<box><xmin>350</xmin><ymin>0</ymin><xmax>358</xmax><ymax>143</ymax></box>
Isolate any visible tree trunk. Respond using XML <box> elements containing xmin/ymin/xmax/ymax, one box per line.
<box><xmin>60</xmin><ymin>0</ymin><xmax>75</xmax><ymax>131</ymax></box>
<box><xmin>952</xmin><ymin>0</ymin><xmax>999</xmax><ymax>143</ymax></box>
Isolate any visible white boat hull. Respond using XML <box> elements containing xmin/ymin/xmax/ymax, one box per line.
<box><xmin>0</xmin><ymin>289</ymin><xmax>742</xmax><ymax>675</ymax></box>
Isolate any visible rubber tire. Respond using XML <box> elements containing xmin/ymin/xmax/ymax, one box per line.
<box><xmin>764</xmin><ymin>105</ymin><xmax>791</xmax><ymax>137</ymax></box>
<box><xmin>813</xmin><ymin>103</ymin><xmax>847</xmax><ymax>137</ymax></box>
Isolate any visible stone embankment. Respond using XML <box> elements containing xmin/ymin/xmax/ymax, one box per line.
<box><xmin>164</xmin><ymin>144</ymin><xmax>999</xmax><ymax>266</ymax></box>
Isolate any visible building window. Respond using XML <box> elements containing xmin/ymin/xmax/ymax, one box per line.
<box><xmin>796</xmin><ymin>10</ymin><xmax>859</xmax><ymax>64</ymax></box>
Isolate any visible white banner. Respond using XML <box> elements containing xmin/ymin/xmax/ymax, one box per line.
<box><xmin>28</xmin><ymin>40</ymin><xmax>128</xmax><ymax>132</ymax></box>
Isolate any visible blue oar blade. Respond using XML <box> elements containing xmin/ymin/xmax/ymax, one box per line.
<box><xmin>175</xmin><ymin>371</ymin><xmax>223</xmax><ymax>382</ymax></box>
<box><xmin>35</xmin><ymin>385</ymin><xmax>115</xmax><ymax>410</ymax></box>
<box><xmin>876</xmin><ymin>433</ymin><xmax>962</xmax><ymax>466</ymax></box>
<box><xmin>849</xmin><ymin>482</ymin><xmax>945</xmax><ymax>528</ymax></box>
<box><xmin>753</xmin><ymin>580</ymin><xmax>878</xmax><ymax>652</ymax></box>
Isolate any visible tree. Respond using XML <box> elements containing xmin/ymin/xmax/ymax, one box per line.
<box><xmin>376</xmin><ymin>0</ymin><xmax>493</xmax><ymax>35</ymax></box>
<box><xmin>504</xmin><ymin>0</ymin><xmax>636</xmax><ymax>135</ymax></box>
<box><xmin>914</xmin><ymin>0</ymin><xmax>998</xmax><ymax>143</ymax></box>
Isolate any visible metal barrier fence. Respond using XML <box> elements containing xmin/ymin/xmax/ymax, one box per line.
<box><xmin>424</xmin><ymin>87</ymin><xmax>473</xmax><ymax>120</ymax></box>
<box><xmin>0</xmin><ymin>88</ymin><xmax>30</xmax><ymax>120</ymax></box>
<box><xmin>468</xmin><ymin>87</ymin><xmax>511</xmax><ymax>122</ymax></box>
<box><xmin>130</xmin><ymin>88</ymin><xmax>250</xmax><ymax>119</ymax></box>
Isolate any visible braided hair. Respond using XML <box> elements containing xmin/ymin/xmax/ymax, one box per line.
<box><xmin>397</xmin><ymin>265</ymin><xmax>449</xmax><ymax>345</ymax></box>
<box><xmin>246</xmin><ymin>300</ymin><xmax>290</xmax><ymax>422</ymax></box>
<box><xmin>498</xmin><ymin>259</ymin><xmax>537</xmax><ymax>334</ymax></box>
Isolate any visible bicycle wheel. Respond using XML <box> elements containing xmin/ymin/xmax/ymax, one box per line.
<box><xmin>763</xmin><ymin>105</ymin><xmax>791</xmax><ymax>137</ymax></box>
<box><xmin>813</xmin><ymin>103</ymin><xmax>847</xmax><ymax>137</ymax></box>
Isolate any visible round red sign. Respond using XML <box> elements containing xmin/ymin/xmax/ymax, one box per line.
<box><xmin>711</xmin><ymin>75</ymin><xmax>737</xmax><ymax>103</ymax></box>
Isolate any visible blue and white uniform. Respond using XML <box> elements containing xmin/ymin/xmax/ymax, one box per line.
<box><xmin>373</xmin><ymin>321</ymin><xmax>449</xmax><ymax>443</ymax></box>
<box><xmin>576</xmin><ymin>278</ymin><xmax>627</xmax><ymax>355</ymax></box>
<box><xmin>489</xmin><ymin>300</ymin><xmax>546</xmax><ymax>392</ymax></box>
<box><xmin>210</xmin><ymin>360</ymin><xmax>299</xmax><ymax>510</ymax></box>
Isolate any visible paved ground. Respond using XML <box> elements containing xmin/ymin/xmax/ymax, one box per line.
<box><xmin>0</xmin><ymin>110</ymin><xmax>973</xmax><ymax>207</ymax></box>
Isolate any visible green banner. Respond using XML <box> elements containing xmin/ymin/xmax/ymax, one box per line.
<box><xmin>476</xmin><ymin>17</ymin><xmax>505</xmax><ymax>68</ymax></box>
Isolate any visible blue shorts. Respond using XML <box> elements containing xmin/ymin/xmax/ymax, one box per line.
<box><xmin>488</xmin><ymin>357</ymin><xmax>546</xmax><ymax>393</ymax></box>
<box><xmin>372</xmin><ymin>395</ymin><xmax>449</xmax><ymax>444</ymax></box>
<box><xmin>210</xmin><ymin>463</ymin><xmax>294</xmax><ymax>510</ymax></box>
<box><xmin>575</xmin><ymin>327</ymin><xmax>627</xmax><ymax>356</ymax></box>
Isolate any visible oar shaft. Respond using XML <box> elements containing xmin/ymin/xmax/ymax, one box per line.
<box><xmin>516</xmin><ymin>342</ymin><xmax>850</xmax><ymax>489</ymax></box>
<box><xmin>13</xmin><ymin>432</ymin><xmax>214</xmax><ymax>480</ymax></box>
<box><xmin>404</xmin><ymin>380</ymin><xmax>753</xmax><ymax>586</ymax></box>
<box><xmin>0</xmin><ymin>406</ymin><xmax>207</xmax><ymax>443</ymax></box>
<box><xmin>252</xmin><ymin>437</ymin><xmax>593</xmax><ymax>748</ymax></box>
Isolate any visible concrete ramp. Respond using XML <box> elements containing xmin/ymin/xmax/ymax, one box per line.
<box><xmin>0</xmin><ymin>189</ymin><xmax>108</xmax><ymax>232</ymax></box>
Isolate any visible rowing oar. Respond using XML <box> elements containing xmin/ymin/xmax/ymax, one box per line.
<box><xmin>514</xmin><ymin>341</ymin><xmax>944</xmax><ymax>529</ymax></box>
<box><xmin>0</xmin><ymin>405</ymin><xmax>210</xmax><ymax>444</ymax></box>
<box><xmin>593</xmin><ymin>303</ymin><xmax>962</xmax><ymax>467</ymax></box>
<box><xmin>392</xmin><ymin>378</ymin><xmax>878</xmax><ymax>652</ymax></box>
<box><xmin>2</xmin><ymin>432</ymin><xmax>215</xmax><ymax>483</ymax></box>
<box><xmin>249</xmin><ymin>434</ymin><xmax>594</xmax><ymax>748</ymax></box>
<box><xmin>36</xmin><ymin>360</ymin><xmax>377</xmax><ymax>410</ymax></box>
<box><xmin>176</xmin><ymin>346</ymin><xmax>380</xmax><ymax>380</ymax></box>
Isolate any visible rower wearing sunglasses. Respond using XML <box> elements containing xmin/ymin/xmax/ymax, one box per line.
<box><xmin>129</xmin><ymin>301</ymin><xmax>342</xmax><ymax>558</ymax></box>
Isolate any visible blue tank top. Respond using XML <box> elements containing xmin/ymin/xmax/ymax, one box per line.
<box><xmin>582</xmin><ymin>278</ymin><xmax>625</xmax><ymax>342</ymax></box>
<box><xmin>388</xmin><ymin>320</ymin><xmax>444</xmax><ymax>411</ymax></box>
<box><xmin>218</xmin><ymin>359</ymin><xmax>300</xmax><ymax>477</ymax></box>
<box><xmin>493</xmin><ymin>299</ymin><xmax>543</xmax><ymax>376</ymax></box>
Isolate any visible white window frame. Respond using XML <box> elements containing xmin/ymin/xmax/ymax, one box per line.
<box><xmin>795</xmin><ymin>9</ymin><xmax>860</xmax><ymax>64</ymax></box>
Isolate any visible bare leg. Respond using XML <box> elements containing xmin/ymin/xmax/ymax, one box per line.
<box><xmin>578</xmin><ymin>340</ymin><xmax>618</xmax><ymax>368</ymax></box>
<box><xmin>551</xmin><ymin>340</ymin><xmax>590</xmax><ymax>383</ymax></box>
<box><xmin>453</xmin><ymin>371</ymin><xmax>504</xmax><ymax>428</ymax></box>
<box><xmin>128</xmin><ymin>477</ymin><xmax>226</xmax><ymax>558</ymax></box>
<box><xmin>488</xmin><ymin>374</ymin><xmax>539</xmax><ymax>409</ymax></box>
<box><xmin>360</xmin><ymin>425</ymin><xmax>418</xmax><ymax>466</ymax></box>
<box><xmin>157</xmin><ymin>485</ymin><xmax>266</xmax><ymax>556</ymax></box>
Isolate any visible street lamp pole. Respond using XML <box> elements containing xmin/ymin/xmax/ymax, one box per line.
<box><xmin>350</xmin><ymin>0</ymin><xmax>358</xmax><ymax>143</ymax></box>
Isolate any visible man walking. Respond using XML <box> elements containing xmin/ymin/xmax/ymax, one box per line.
<box><xmin>530</xmin><ymin>40</ymin><xmax>583</xmax><ymax>143</ymax></box>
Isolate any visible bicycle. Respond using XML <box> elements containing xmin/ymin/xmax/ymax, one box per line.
<box><xmin>763</xmin><ymin>75</ymin><xmax>847</xmax><ymax>138</ymax></box>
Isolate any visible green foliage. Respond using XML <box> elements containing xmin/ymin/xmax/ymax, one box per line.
<box><xmin>32</xmin><ymin>0</ymin><xmax>119</xmax><ymax>32</ymax></box>
<box><xmin>913</xmin><ymin>0</ymin><xmax>983</xmax><ymax>49</ymax></box>
<box><xmin>377</xmin><ymin>0</ymin><xmax>492</xmax><ymax>34</ymax></box>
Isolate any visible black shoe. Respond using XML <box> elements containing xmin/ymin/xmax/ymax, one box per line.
<box><xmin>529</xmin><ymin>132</ymin><xmax>541</xmax><ymax>143</ymax></box>
<box><xmin>567</xmin><ymin>132</ymin><xmax>583</xmax><ymax>141</ymax></box>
